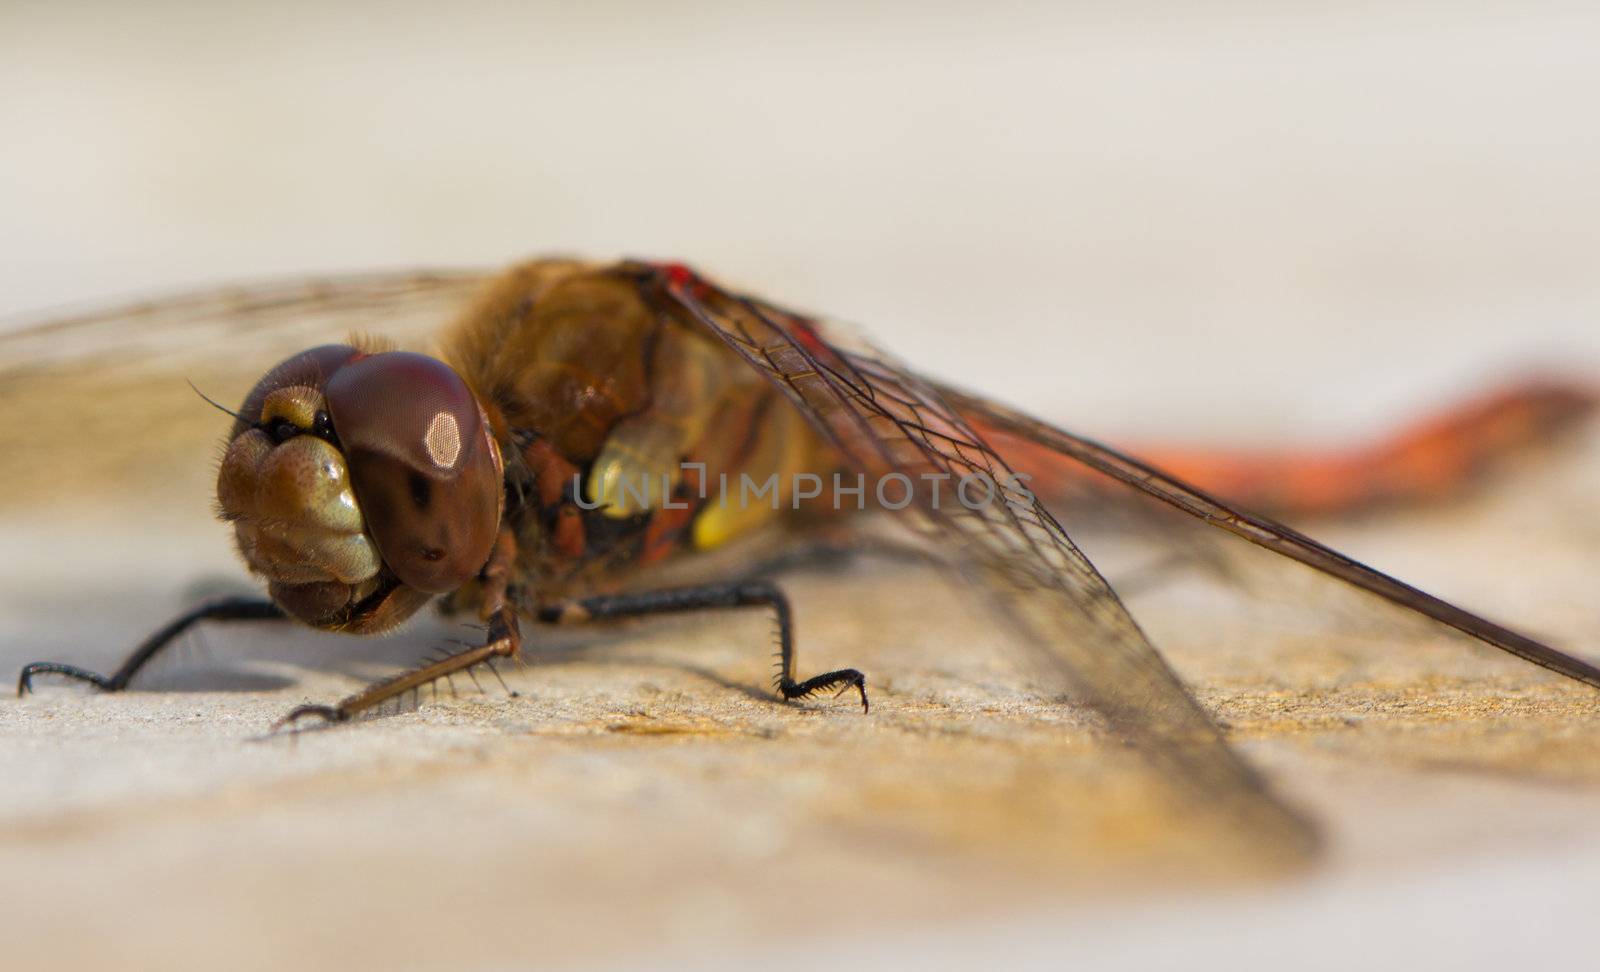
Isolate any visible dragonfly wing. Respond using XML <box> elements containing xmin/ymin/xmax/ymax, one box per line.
<box><xmin>0</xmin><ymin>270</ymin><xmax>491</xmax><ymax>515</ymax></box>
<box><xmin>647</xmin><ymin>263</ymin><xmax>1317</xmax><ymax>855</ymax></box>
<box><xmin>941</xmin><ymin>385</ymin><xmax>1600</xmax><ymax>692</ymax></box>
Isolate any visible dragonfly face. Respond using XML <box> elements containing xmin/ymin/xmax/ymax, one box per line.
<box><xmin>217</xmin><ymin>343</ymin><xmax>503</xmax><ymax>633</ymax></box>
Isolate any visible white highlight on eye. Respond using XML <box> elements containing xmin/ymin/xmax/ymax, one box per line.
<box><xmin>424</xmin><ymin>411</ymin><xmax>463</xmax><ymax>468</ymax></box>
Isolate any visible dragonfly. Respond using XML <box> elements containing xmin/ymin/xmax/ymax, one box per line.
<box><xmin>5</xmin><ymin>258</ymin><xmax>1597</xmax><ymax>856</ymax></box>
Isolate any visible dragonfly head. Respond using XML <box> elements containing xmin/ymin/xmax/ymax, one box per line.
<box><xmin>216</xmin><ymin>345</ymin><xmax>504</xmax><ymax>632</ymax></box>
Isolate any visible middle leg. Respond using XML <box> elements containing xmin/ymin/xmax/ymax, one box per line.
<box><xmin>537</xmin><ymin>580</ymin><xmax>869</xmax><ymax>712</ymax></box>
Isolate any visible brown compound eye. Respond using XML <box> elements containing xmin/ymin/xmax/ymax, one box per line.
<box><xmin>324</xmin><ymin>352</ymin><xmax>503</xmax><ymax>593</ymax></box>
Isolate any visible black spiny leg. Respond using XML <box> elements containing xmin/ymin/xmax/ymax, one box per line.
<box><xmin>17</xmin><ymin>597</ymin><xmax>285</xmax><ymax>696</ymax></box>
<box><xmin>537</xmin><ymin>580</ymin><xmax>869</xmax><ymax>712</ymax></box>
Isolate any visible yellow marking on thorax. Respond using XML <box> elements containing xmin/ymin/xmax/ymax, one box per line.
<box><xmin>586</xmin><ymin>328</ymin><xmax>737</xmax><ymax>517</ymax></box>
<box><xmin>691</xmin><ymin>404</ymin><xmax>816</xmax><ymax>550</ymax></box>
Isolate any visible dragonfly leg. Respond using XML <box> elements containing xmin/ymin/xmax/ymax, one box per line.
<box><xmin>537</xmin><ymin>580</ymin><xmax>869</xmax><ymax>713</ymax></box>
<box><xmin>16</xmin><ymin>597</ymin><xmax>284</xmax><ymax>696</ymax></box>
<box><xmin>272</xmin><ymin>608</ymin><xmax>522</xmax><ymax>731</ymax></box>
<box><xmin>273</xmin><ymin>527</ymin><xmax>523</xmax><ymax>731</ymax></box>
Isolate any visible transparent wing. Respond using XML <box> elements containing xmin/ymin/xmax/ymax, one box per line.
<box><xmin>0</xmin><ymin>270</ymin><xmax>490</xmax><ymax>516</ymax></box>
<box><xmin>644</xmin><ymin>263</ymin><xmax>1318</xmax><ymax>855</ymax></box>
<box><xmin>942</xmin><ymin>387</ymin><xmax>1600</xmax><ymax>690</ymax></box>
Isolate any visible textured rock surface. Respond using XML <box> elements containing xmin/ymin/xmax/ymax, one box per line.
<box><xmin>3</xmin><ymin>438</ymin><xmax>1599</xmax><ymax>970</ymax></box>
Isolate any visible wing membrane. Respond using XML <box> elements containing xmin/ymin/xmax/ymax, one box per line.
<box><xmin>647</xmin><ymin>264</ymin><xmax>1318</xmax><ymax>855</ymax></box>
<box><xmin>943</xmin><ymin>387</ymin><xmax>1600</xmax><ymax>689</ymax></box>
<box><xmin>0</xmin><ymin>270</ymin><xmax>490</xmax><ymax>514</ymax></box>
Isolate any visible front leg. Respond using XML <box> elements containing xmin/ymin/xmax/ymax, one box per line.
<box><xmin>274</xmin><ymin>609</ymin><xmax>521</xmax><ymax>729</ymax></box>
<box><xmin>275</xmin><ymin>527</ymin><xmax>522</xmax><ymax>730</ymax></box>
<box><xmin>17</xmin><ymin>597</ymin><xmax>285</xmax><ymax>695</ymax></box>
<box><xmin>537</xmin><ymin>580</ymin><xmax>869</xmax><ymax>713</ymax></box>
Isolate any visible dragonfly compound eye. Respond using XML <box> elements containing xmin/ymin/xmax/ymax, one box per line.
<box><xmin>324</xmin><ymin>351</ymin><xmax>504</xmax><ymax>594</ymax></box>
<box><xmin>217</xmin><ymin>344</ymin><xmax>499</xmax><ymax>630</ymax></box>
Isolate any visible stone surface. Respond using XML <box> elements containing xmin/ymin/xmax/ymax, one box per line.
<box><xmin>3</xmin><ymin>435</ymin><xmax>1599</xmax><ymax>970</ymax></box>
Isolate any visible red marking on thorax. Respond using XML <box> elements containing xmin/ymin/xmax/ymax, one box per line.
<box><xmin>521</xmin><ymin>437</ymin><xmax>581</xmax><ymax>509</ymax></box>
<box><xmin>638</xmin><ymin>464</ymin><xmax>705</xmax><ymax>565</ymax></box>
<box><xmin>519</xmin><ymin>437</ymin><xmax>588</xmax><ymax>559</ymax></box>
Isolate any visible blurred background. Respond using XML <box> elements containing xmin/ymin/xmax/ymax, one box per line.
<box><xmin>5</xmin><ymin>0</ymin><xmax>1599</xmax><ymax>445</ymax></box>
<box><xmin>4</xmin><ymin>3</ymin><xmax>1600</xmax><ymax>969</ymax></box>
